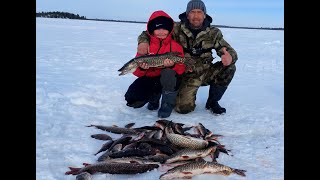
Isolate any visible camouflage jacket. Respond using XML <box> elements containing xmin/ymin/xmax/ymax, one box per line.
<box><xmin>138</xmin><ymin>13</ymin><xmax>238</xmax><ymax>66</ymax></box>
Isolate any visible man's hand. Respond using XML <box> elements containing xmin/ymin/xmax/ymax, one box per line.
<box><xmin>137</xmin><ymin>42</ymin><xmax>149</xmax><ymax>55</ymax></box>
<box><xmin>221</xmin><ymin>47</ymin><xmax>232</xmax><ymax>66</ymax></box>
<box><xmin>138</xmin><ymin>62</ymin><xmax>149</xmax><ymax>69</ymax></box>
<box><xmin>163</xmin><ymin>58</ymin><xmax>174</xmax><ymax>67</ymax></box>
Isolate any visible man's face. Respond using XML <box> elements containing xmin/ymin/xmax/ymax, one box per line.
<box><xmin>187</xmin><ymin>9</ymin><xmax>205</xmax><ymax>28</ymax></box>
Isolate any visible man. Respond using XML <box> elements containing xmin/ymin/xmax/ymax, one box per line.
<box><xmin>137</xmin><ymin>0</ymin><xmax>238</xmax><ymax>115</ymax></box>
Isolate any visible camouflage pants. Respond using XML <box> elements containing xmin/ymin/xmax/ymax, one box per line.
<box><xmin>175</xmin><ymin>61</ymin><xmax>236</xmax><ymax>114</ymax></box>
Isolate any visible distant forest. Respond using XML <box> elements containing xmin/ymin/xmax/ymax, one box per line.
<box><xmin>36</xmin><ymin>11</ymin><xmax>86</xmax><ymax>19</ymax></box>
<box><xmin>36</xmin><ymin>11</ymin><xmax>284</xmax><ymax>31</ymax></box>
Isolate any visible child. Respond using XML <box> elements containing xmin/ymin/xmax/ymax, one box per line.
<box><xmin>125</xmin><ymin>10</ymin><xmax>185</xmax><ymax>118</ymax></box>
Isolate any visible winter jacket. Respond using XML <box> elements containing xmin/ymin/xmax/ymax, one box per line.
<box><xmin>138</xmin><ymin>12</ymin><xmax>238</xmax><ymax>74</ymax></box>
<box><xmin>133</xmin><ymin>11</ymin><xmax>185</xmax><ymax>77</ymax></box>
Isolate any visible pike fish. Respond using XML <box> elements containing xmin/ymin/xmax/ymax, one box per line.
<box><xmin>108</xmin><ymin>148</ymin><xmax>157</xmax><ymax>158</ymax></box>
<box><xmin>104</xmin><ymin>157</ymin><xmax>160</xmax><ymax>165</ymax></box>
<box><xmin>165</xmin><ymin>146</ymin><xmax>218</xmax><ymax>163</ymax></box>
<box><xmin>94</xmin><ymin>140</ymin><xmax>114</xmax><ymax>156</ymax></box>
<box><xmin>65</xmin><ymin>162</ymin><xmax>159</xmax><ymax>175</ymax></box>
<box><xmin>86</xmin><ymin>124</ymin><xmax>140</xmax><ymax>135</ymax></box>
<box><xmin>90</xmin><ymin>134</ymin><xmax>112</xmax><ymax>141</ymax></box>
<box><xmin>118</xmin><ymin>52</ymin><xmax>191</xmax><ymax>76</ymax></box>
<box><xmin>97</xmin><ymin>141</ymin><xmax>124</xmax><ymax>161</ymax></box>
<box><xmin>159</xmin><ymin>159</ymin><xmax>246</xmax><ymax>179</ymax></box>
<box><xmin>165</xmin><ymin>127</ymin><xmax>208</xmax><ymax>149</ymax></box>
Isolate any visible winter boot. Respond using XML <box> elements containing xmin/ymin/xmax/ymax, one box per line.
<box><xmin>147</xmin><ymin>92</ymin><xmax>161</xmax><ymax>110</ymax></box>
<box><xmin>158</xmin><ymin>90</ymin><xmax>178</xmax><ymax>118</ymax></box>
<box><xmin>158</xmin><ymin>68</ymin><xmax>179</xmax><ymax>118</ymax></box>
<box><xmin>126</xmin><ymin>101</ymin><xmax>147</xmax><ymax>108</ymax></box>
<box><xmin>205</xmin><ymin>84</ymin><xmax>227</xmax><ymax>114</ymax></box>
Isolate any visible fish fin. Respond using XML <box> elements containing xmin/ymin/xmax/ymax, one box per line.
<box><xmin>168</xmin><ymin>51</ymin><xmax>182</xmax><ymax>56</ymax></box>
<box><xmin>65</xmin><ymin>167</ymin><xmax>81</xmax><ymax>175</ymax></box>
<box><xmin>232</xmin><ymin>168</ymin><xmax>246</xmax><ymax>176</ymax></box>
<box><xmin>182</xmin><ymin>155</ymin><xmax>189</xmax><ymax>159</ymax></box>
<box><xmin>82</xmin><ymin>163</ymin><xmax>91</xmax><ymax>167</ymax></box>
<box><xmin>207</xmin><ymin>141</ymin><xmax>220</xmax><ymax>147</ymax></box>
<box><xmin>158</xmin><ymin>165</ymin><xmax>171</xmax><ymax>172</ymax></box>
<box><xmin>194</xmin><ymin>157</ymin><xmax>205</xmax><ymax>162</ymax></box>
<box><xmin>217</xmin><ymin>145</ymin><xmax>230</xmax><ymax>155</ymax></box>
<box><xmin>214</xmin><ymin>134</ymin><xmax>223</xmax><ymax>137</ymax></box>
<box><xmin>182</xmin><ymin>171</ymin><xmax>193</xmax><ymax>174</ymax></box>
<box><xmin>94</xmin><ymin>149</ymin><xmax>104</xmax><ymax>156</ymax></box>
<box><xmin>125</xmin><ymin>122</ymin><xmax>135</xmax><ymax>128</ymax></box>
<box><xmin>211</xmin><ymin>149</ymin><xmax>220</xmax><ymax>160</ymax></box>
<box><xmin>205</xmin><ymin>134</ymin><xmax>223</xmax><ymax>140</ymax></box>
<box><xmin>216</xmin><ymin>170</ymin><xmax>232</xmax><ymax>176</ymax></box>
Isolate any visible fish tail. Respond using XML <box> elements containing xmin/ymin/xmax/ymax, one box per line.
<box><xmin>207</xmin><ymin>140</ymin><xmax>220</xmax><ymax>147</ymax></box>
<box><xmin>82</xmin><ymin>162</ymin><xmax>91</xmax><ymax>167</ymax></box>
<box><xmin>65</xmin><ymin>167</ymin><xmax>81</xmax><ymax>175</ymax></box>
<box><xmin>232</xmin><ymin>168</ymin><xmax>246</xmax><ymax>176</ymax></box>
<box><xmin>217</xmin><ymin>145</ymin><xmax>230</xmax><ymax>155</ymax></box>
<box><xmin>211</xmin><ymin>149</ymin><xmax>220</xmax><ymax>161</ymax></box>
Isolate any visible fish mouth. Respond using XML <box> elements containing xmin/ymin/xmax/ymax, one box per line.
<box><xmin>118</xmin><ymin>69</ymin><xmax>130</xmax><ymax>76</ymax></box>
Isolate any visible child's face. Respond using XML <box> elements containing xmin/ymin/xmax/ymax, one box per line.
<box><xmin>153</xmin><ymin>29</ymin><xmax>169</xmax><ymax>39</ymax></box>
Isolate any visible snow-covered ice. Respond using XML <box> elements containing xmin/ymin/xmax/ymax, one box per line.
<box><xmin>36</xmin><ymin>18</ymin><xmax>284</xmax><ymax>180</ymax></box>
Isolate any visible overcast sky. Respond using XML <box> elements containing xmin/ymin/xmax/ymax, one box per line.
<box><xmin>36</xmin><ymin>0</ymin><xmax>284</xmax><ymax>28</ymax></box>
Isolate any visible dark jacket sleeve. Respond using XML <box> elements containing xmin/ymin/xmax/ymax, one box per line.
<box><xmin>138</xmin><ymin>31</ymin><xmax>150</xmax><ymax>44</ymax></box>
<box><xmin>171</xmin><ymin>22</ymin><xmax>181</xmax><ymax>42</ymax></box>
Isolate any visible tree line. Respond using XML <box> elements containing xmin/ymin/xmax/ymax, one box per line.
<box><xmin>36</xmin><ymin>11</ymin><xmax>86</xmax><ymax>19</ymax></box>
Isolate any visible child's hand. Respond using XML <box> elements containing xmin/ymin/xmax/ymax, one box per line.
<box><xmin>138</xmin><ymin>62</ymin><xmax>149</xmax><ymax>69</ymax></box>
<box><xmin>137</xmin><ymin>42</ymin><xmax>149</xmax><ymax>55</ymax></box>
<box><xmin>163</xmin><ymin>58</ymin><xmax>174</xmax><ymax>67</ymax></box>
